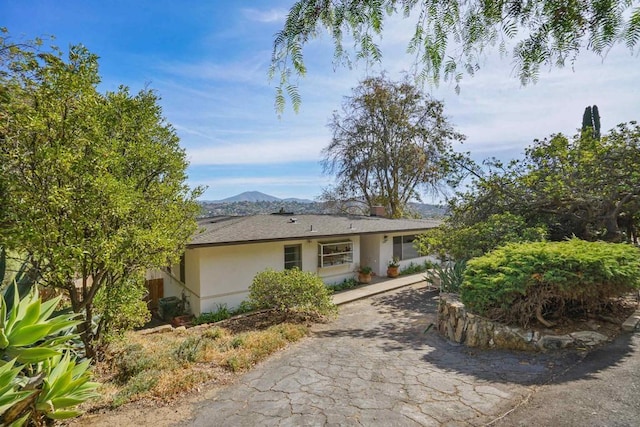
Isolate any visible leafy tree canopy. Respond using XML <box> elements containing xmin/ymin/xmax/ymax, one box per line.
<box><xmin>426</xmin><ymin>120</ymin><xmax>640</xmax><ymax>261</ymax></box>
<box><xmin>0</xmin><ymin>30</ymin><xmax>201</xmax><ymax>357</ymax></box>
<box><xmin>320</xmin><ymin>74</ymin><xmax>465</xmax><ymax>218</ymax></box>
<box><xmin>271</xmin><ymin>0</ymin><xmax>640</xmax><ymax>111</ymax></box>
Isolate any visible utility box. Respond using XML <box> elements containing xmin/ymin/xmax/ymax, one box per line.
<box><xmin>158</xmin><ymin>296</ymin><xmax>181</xmax><ymax>321</ymax></box>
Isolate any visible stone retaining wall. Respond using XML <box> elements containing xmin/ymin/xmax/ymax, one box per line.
<box><xmin>437</xmin><ymin>293</ymin><xmax>609</xmax><ymax>351</ymax></box>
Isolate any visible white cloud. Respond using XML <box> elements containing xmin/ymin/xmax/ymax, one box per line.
<box><xmin>186</xmin><ymin>136</ymin><xmax>328</xmax><ymax>165</ymax></box>
<box><xmin>192</xmin><ymin>175</ymin><xmax>327</xmax><ymax>187</ymax></box>
<box><xmin>154</xmin><ymin>54</ymin><xmax>271</xmax><ymax>85</ymax></box>
<box><xmin>242</xmin><ymin>8</ymin><xmax>287</xmax><ymax>23</ymax></box>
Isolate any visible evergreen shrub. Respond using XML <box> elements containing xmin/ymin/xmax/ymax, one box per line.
<box><xmin>249</xmin><ymin>268</ymin><xmax>337</xmax><ymax>316</ymax></box>
<box><xmin>461</xmin><ymin>239</ymin><xmax>640</xmax><ymax>326</ymax></box>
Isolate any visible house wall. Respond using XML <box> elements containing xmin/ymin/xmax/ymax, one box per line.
<box><xmin>359</xmin><ymin>231</ymin><xmax>438</xmax><ymax>277</ymax></box>
<box><xmin>184</xmin><ymin>236</ymin><xmax>361</xmax><ymax>315</ymax></box>
<box><xmin>384</xmin><ymin>231</ymin><xmax>437</xmax><ymax>271</ymax></box>
<box><xmin>360</xmin><ymin>234</ymin><xmax>383</xmax><ymax>276</ymax></box>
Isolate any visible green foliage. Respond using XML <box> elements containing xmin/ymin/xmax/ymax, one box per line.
<box><xmin>399</xmin><ymin>260</ymin><xmax>435</xmax><ymax>275</ymax></box>
<box><xmin>113</xmin><ymin>344</ymin><xmax>158</xmax><ymax>384</ymax></box>
<box><xmin>358</xmin><ymin>266</ymin><xmax>373</xmax><ymax>275</ymax></box>
<box><xmin>582</xmin><ymin>105</ymin><xmax>601</xmax><ymax>140</ymax></box>
<box><xmin>193</xmin><ymin>302</ymin><xmax>255</xmax><ymax>326</ymax></box>
<box><xmin>416</xmin><ymin>213</ymin><xmax>547</xmax><ymax>260</ymax></box>
<box><xmin>249</xmin><ymin>268</ymin><xmax>337</xmax><ymax>316</ymax></box>
<box><xmin>426</xmin><ymin>260</ymin><xmax>467</xmax><ymax>293</ymax></box>
<box><xmin>193</xmin><ymin>305</ymin><xmax>232</xmax><ymax>325</ymax></box>
<box><xmin>0</xmin><ymin>248</ymin><xmax>39</xmax><ymax>313</ymax></box>
<box><xmin>329</xmin><ymin>278</ymin><xmax>360</xmax><ymax>292</ymax></box>
<box><xmin>173</xmin><ymin>336</ymin><xmax>202</xmax><ymax>363</ymax></box>
<box><xmin>34</xmin><ymin>352</ymin><xmax>100</xmax><ymax>421</ymax></box>
<box><xmin>443</xmin><ymin>122</ymin><xmax>640</xmax><ymax>246</ymax></box>
<box><xmin>320</xmin><ymin>75</ymin><xmax>465</xmax><ymax>218</ymax></box>
<box><xmin>0</xmin><ymin>285</ymin><xmax>99</xmax><ymax>424</ymax></box>
<box><xmin>112</xmin><ymin>370</ymin><xmax>160</xmax><ymax>408</ymax></box>
<box><xmin>461</xmin><ymin>239</ymin><xmax>640</xmax><ymax>326</ymax></box>
<box><xmin>0</xmin><ymin>33</ymin><xmax>201</xmax><ymax>358</ymax></box>
<box><xmin>93</xmin><ymin>273</ymin><xmax>150</xmax><ymax>347</ymax></box>
<box><xmin>0</xmin><ymin>285</ymin><xmax>79</xmax><ymax>364</ymax></box>
<box><xmin>271</xmin><ymin>0</ymin><xmax>639</xmax><ymax>111</ymax></box>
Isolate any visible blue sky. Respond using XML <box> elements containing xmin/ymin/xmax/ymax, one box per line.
<box><xmin>3</xmin><ymin>1</ymin><xmax>638</xmax><ymax>201</ymax></box>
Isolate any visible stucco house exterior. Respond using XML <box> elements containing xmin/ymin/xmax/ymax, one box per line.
<box><xmin>151</xmin><ymin>212</ymin><xmax>440</xmax><ymax>316</ymax></box>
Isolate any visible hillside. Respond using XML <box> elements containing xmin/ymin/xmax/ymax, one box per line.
<box><xmin>199</xmin><ymin>193</ymin><xmax>446</xmax><ymax>218</ymax></box>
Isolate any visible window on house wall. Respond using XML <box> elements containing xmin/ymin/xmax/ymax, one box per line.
<box><xmin>318</xmin><ymin>241</ymin><xmax>353</xmax><ymax>268</ymax></box>
<box><xmin>284</xmin><ymin>244</ymin><xmax>302</xmax><ymax>270</ymax></box>
<box><xmin>393</xmin><ymin>235</ymin><xmax>419</xmax><ymax>260</ymax></box>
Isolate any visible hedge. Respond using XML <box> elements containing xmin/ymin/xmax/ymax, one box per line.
<box><xmin>460</xmin><ymin>239</ymin><xmax>640</xmax><ymax>326</ymax></box>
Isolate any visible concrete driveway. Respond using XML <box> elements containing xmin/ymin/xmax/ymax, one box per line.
<box><xmin>187</xmin><ymin>283</ymin><xmax>581</xmax><ymax>426</ymax></box>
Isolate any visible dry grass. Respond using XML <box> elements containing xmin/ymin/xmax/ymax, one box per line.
<box><xmin>87</xmin><ymin>320</ymin><xmax>309</xmax><ymax>410</ymax></box>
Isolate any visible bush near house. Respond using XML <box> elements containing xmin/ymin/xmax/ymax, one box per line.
<box><xmin>249</xmin><ymin>268</ymin><xmax>337</xmax><ymax>316</ymax></box>
<box><xmin>461</xmin><ymin>239</ymin><xmax>640</xmax><ymax>326</ymax></box>
<box><xmin>399</xmin><ymin>260</ymin><xmax>436</xmax><ymax>275</ymax></box>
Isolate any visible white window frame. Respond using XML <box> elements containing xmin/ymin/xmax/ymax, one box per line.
<box><xmin>318</xmin><ymin>241</ymin><xmax>353</xmax><ymax>268</ymax></box>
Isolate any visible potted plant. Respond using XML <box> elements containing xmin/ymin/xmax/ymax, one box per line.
<box><xmin>387</xmin><ymin>257</ymin><xmax>400</xmax><ymax>278</ymax></box>
<box><xmin>357</xmin><ymin>266</ymin><xmax>373</xmax><ymax>284</ymax></box>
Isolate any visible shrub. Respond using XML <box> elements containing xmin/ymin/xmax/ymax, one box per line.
<box><xmin>399</xmin><ymin>260</ymin><xmax>435</xmax><ymax>275</ymax></box>
<box><xmin>193</xmin><ymin>301</ymin><xmax>256</xmax><ymax>326</ymax></box>
<box><xmin>416</xmin><ymin>213</ymin><xmax>547</xmax><ymax>261</ymax></box>
<box><xmin>426</xmin><ymin>260</ymin><xmax>467</xmax><ymax>293</ymax></box>
<box><xmin>461</xmin><ymin>239</ymin><xmax>640</xmax><ymax>326</ymax></box>
<box><xmin>249</xmin><ymin>268</ymin><xmax>337</xmax><ymax>316</ymax></box>
<box><xmin>112</xmin><ymin>370</ymin><xmax>160</xmax><ymax>407</ymax></box>
<box><xmin>193</xmin><ymin>304</ymin><xmax>232</xmax><ymax>325</ymax></box>
<box><xmin>329</xmin><ymin>278</ymin><xmax>359</xmax><ymax>292</ymax></box>
<box><xmin>114</xmin><ymin>344</ymin><xmax>161</xmax><ymax>383</ymax></box>
<box><xmin>93</xmin><ymin>273</ymin><xmax>150</xmax><ymax>347</ymax></box>
<box><xmin>174</xmin><ymin>336</ymin><xmax>203</xmax><ymax>363</ymax></box>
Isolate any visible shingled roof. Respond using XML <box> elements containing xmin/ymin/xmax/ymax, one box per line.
<box><xmin>189</xmin><ymin>214</ymin><xmax>441</xmax><ymax>247</ymax></box>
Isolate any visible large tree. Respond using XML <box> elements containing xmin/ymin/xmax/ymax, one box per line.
<box><xmin>271</xmin><ymin>0</ymin><xmax>640</xmax><ymax>111</ymax></box>
<box><xmin>321</xmin><ymin>75</ymin><xmax>465</xmax><ymax>218</ymax></box>
<box><xmin>0</xmin><ymin>33</ymin><xmax>201</xmax><ymax>357</ymax></box>
<box><xmin>426</xmin><ymin>120</ymin><xmax>640</xmax><ymax>260</ymax></box>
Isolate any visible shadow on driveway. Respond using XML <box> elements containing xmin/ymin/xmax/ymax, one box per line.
<box><xmin>314</xmin><ymin>285</ymin><xmax>635</xmax><ymax>386</ymax></box>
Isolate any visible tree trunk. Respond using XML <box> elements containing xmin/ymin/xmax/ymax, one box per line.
<box><xmin>603</xmin><ymin>213</ymin><xmax>622</xmax><ymax>242</ymax></box>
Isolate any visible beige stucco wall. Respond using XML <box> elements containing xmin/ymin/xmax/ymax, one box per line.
<box><xmin>360</xmin><ymin>234</ymin><xmax>383</xmax><ymax>275</ymax></box>
<box><xmin>184</xmin><ymin>237</ymin><xmax>361</xmax><ymax>315</ymax></box>
<box><xmin>364</xmin><ymin>231</ymin><xmax>437</xmax><ymax>277</ymax></box>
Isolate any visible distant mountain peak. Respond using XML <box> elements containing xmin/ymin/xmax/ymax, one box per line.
<box><xmin>218</xmin><ymin>191</ymin><xmax>281</xmax><ymax>203</ymax></box>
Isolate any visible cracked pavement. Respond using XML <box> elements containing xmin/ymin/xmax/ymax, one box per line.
<box><xmin>186</xmin><ymin>284</ymin><xmax>580</xmax><ymax>426</ymax></box>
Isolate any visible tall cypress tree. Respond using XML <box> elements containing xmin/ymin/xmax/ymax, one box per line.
<box><xmin>582</xmin><ymin>106</ymin><xmax>593</xmax><ymax>134</ymax></box>
<box><xmin>581</xmin><ymin>105</ymin><xmax>601</xmax><ymax>140</ymax></box>
<box><xmin>592</xmin><ymin>105</ymin><xmax>601</xmax><ymax>140</ymax></box>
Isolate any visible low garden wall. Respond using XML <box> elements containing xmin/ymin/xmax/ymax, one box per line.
<box><xmin>437</xmin><ymin>293</ymin><xmax>609</xmax><ymax>351</ymax></box>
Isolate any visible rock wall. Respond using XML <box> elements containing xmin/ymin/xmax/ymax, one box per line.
<box><xmin>437</xmin><ymin>293</ymin><xmax>609</xmax><ymax>351</ymax></box>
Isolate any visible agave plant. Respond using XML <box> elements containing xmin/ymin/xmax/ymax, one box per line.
<box><xmin>0</xmin><ymin>284</ymin><xmax>100</xmax><ymax>425</ymax></box>
<box><xmin>425</xmin><ymin>260</ymin><xmax>467</xmax><ymax>293</ymax></box>
<box><xmin>0</xmin><ymin>284</ymin><xmax>79</xmax><ymax>363</ymax></box>
<box><xmin>34</xmin><ymin>352</ymin><xmax>100</xmax><ymax>421</ymax></box>
<box><xmin>0</xmin><ymin>247</ymin><xmax>39</xmax><ymax>313</ymax></box>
